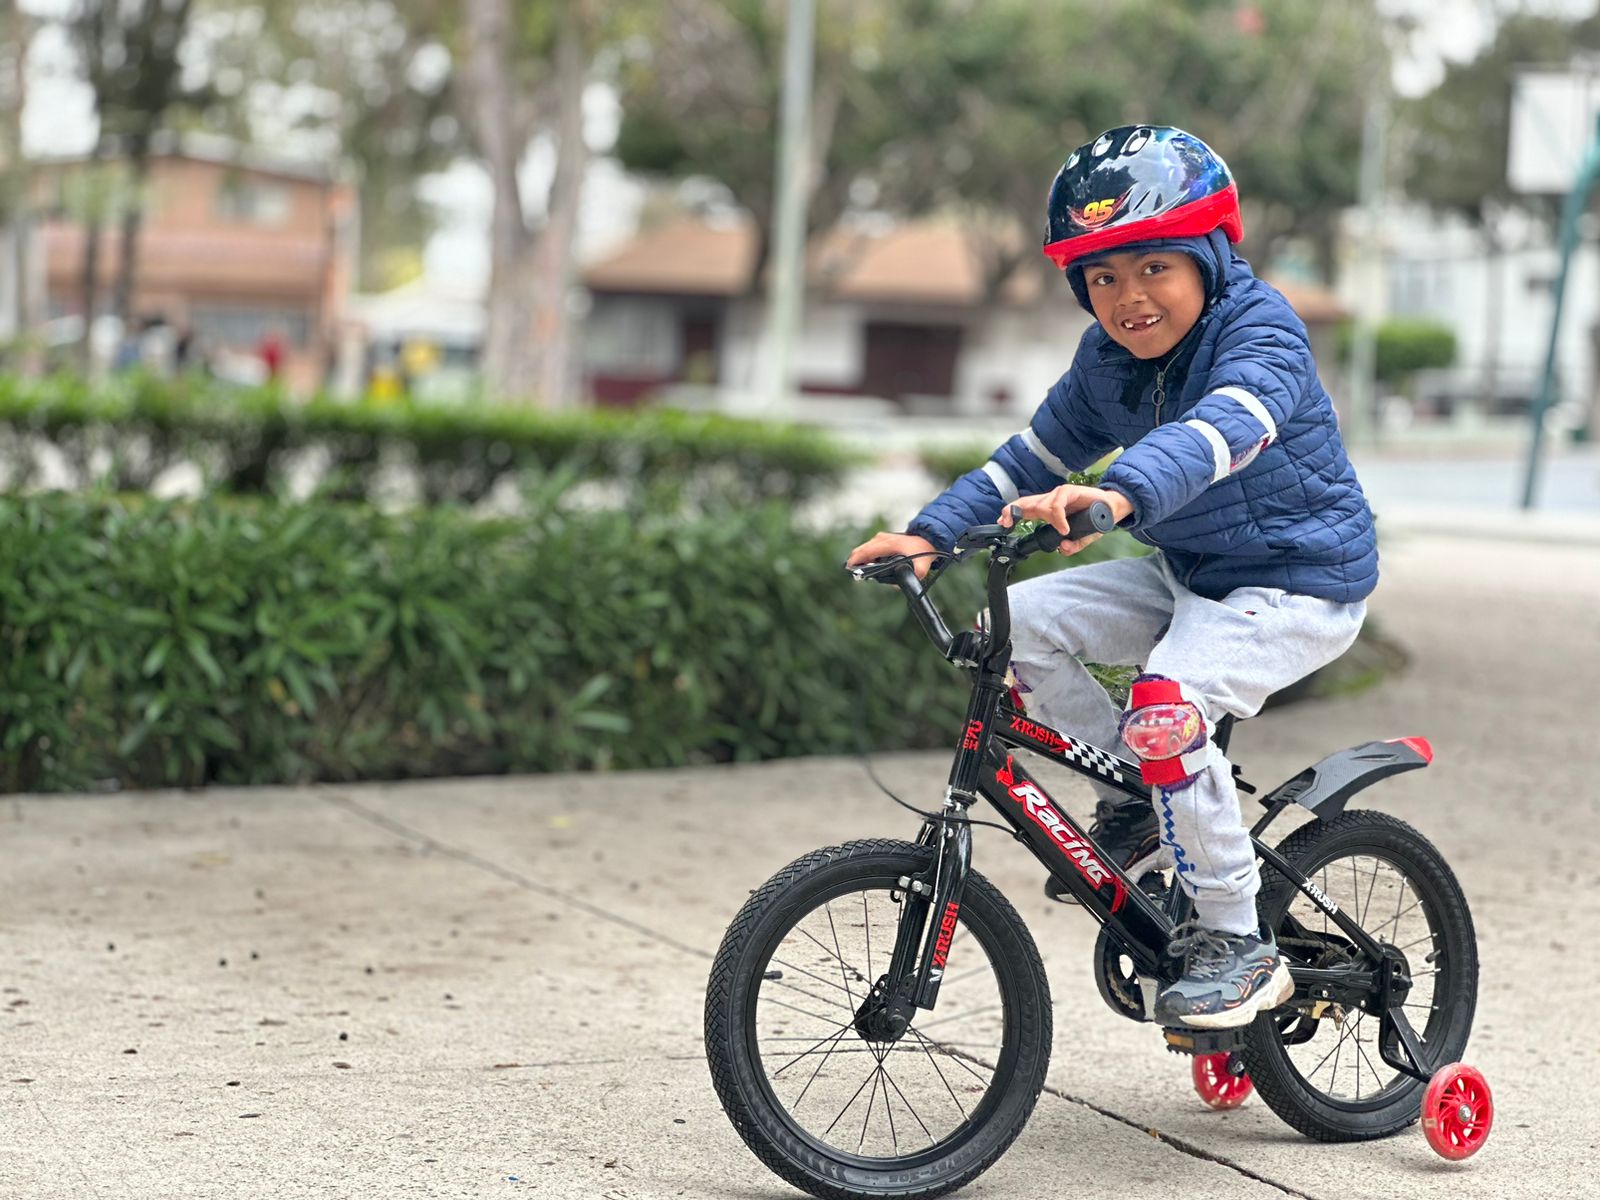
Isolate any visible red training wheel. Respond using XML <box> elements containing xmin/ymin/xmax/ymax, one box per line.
<box><xmin>1421</xmin><ymin>1062</ymin><xmax>1493</xmax><ymax>1160</ymax></box>
<box><xmin>1192</xmin><ymin>1053</ymin><xmax>1253</xmax><ymax>1110</ymax></box>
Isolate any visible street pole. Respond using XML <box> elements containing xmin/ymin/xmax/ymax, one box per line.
<box><xmin>1345</xmin><ymin>88</ymin><xmax>1388</xmax><ymax>449</ymax></box>
<box><xmin>1520</xmin><ymin>111</ymin><xmax>1600</xmax><ymax>509</ymax></box>
<box><xmin>761</xmin><ymin>0</ymin><xmax>814</xmax><ymax>411</ymax></box>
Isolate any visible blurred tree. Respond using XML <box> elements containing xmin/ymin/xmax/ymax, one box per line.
<box><xmin>459</xmin><ymin>0</ymin><xmax>638</xmax><ymax>406</ymax></box>
<box><xmin>1403</xmin><ymin>11</ymin><xmax>1600</xmax><ymax>411</ymax></box>
<box><xmin>614</xmin><ymin>0</ymin><xmax>938</xmax><ymax>290</ymax></box>
<box><xmin>70</xmin><ymin>0</ymin><xmax>208</xmax><ymax>338</ymax></box>
<box><xmin>615</xmin><ymin>0</ymin><xmax>1380</xmax><ymax>294</ymax></box>
<box><xmin>189</xmin><ymin>0</ymin><xmax>463</xmax><ymax>292</ymax></box>
<box><xmin>0</xmin><ymin>3</ymin><xmax>43</xmax><ymax>372</ymax></box>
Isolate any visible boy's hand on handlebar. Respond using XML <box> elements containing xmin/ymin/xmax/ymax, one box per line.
<box><xmin>998</xmin><ymin>485</ymin><xmax>1132</xmax><ymax>556</ymax></box>
<box><xmin>846</xmin><ymin>531</ymin><xmax>940</xmax><ymax>579</ymax></box>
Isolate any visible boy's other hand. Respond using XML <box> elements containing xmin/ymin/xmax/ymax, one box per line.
<box><xmin>846</xmin><ymin>531</ymin><xmax>940</xmax><ymax>580</ymax></box>
<box><xmin>998</xmin><ymin>485</ymin><xmax>1133</xmax><ymax>557</ymax></box>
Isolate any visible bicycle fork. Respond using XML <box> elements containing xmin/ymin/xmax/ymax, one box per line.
<box><xmin>857</xmin><ymin>683</ymin><xmax>1000</xmax><ymax>1042</ymax></box>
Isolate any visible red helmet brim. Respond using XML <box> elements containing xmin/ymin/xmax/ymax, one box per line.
<box><xmin>1042</xmin><ymin>184</ymin><xmax>1244</xmax><ymax>270</ymax></box>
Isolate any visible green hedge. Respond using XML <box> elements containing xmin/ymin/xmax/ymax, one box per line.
<box><xmin>1335</xmin><ymin>319</ymin><xmax>1456</xmax><ymax>385</ymax></box>
<box><xmin>0</xmin><ymin>492</ymin><xmax>1142</xmax><ymax>793</ymax></box>
<box><xmin>0</xmin><ymin>375</ymin><xmax>858</xmax><ymax>507</ymax></box>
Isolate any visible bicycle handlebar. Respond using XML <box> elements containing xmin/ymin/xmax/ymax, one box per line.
<box><xmin>1014</xmin><ymin>501</ymin><xmax>1116</xmax><ymax>556</ymax></box>
<box><xmin>846</xmin><ymin>500</ymin><xmax>1117</xmax><ymax>664</ymax></box>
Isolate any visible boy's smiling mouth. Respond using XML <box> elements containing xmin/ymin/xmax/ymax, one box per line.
<box><xmin>1120</xmin><ymin>314</ymin><xmax>1163</xmax><ymax>332</ymax></box>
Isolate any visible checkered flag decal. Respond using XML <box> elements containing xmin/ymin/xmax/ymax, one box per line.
<box><xmin>1058</xmin><ymin>735</ymin><xmax>1132</xmax><ymax>784</ymax></box>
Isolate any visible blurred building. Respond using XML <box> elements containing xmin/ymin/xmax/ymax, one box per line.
<box><xmin>34</xmin><ymin>134</ymin><xmax>357</xmax><ymax>392</ymax></box>
<box><xmin>582</xmin><ymin>215</ymin><xmax>1348</xmax><ymax>417</ymax></box>
<box><xmin>1368</xmin><ymin>204</ymin><xmax>1598</xmax><ymax>431</ymax></box>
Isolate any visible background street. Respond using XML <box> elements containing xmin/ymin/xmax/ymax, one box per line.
<box><xmin>3</xmin><ymin>529</ymin><xmax>1597</xmax><ymax>1200</ymax></box>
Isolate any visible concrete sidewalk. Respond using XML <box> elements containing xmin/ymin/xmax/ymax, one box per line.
<box><xmin>3</xmin><ymin>532</ymin><xmax>1597</xmax><ymax>1200</ymax></box>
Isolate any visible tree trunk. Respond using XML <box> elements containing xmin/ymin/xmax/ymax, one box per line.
<box><xmin>112</xmin><ymin>135</ymin><xmax>152</xmax><ymax>327</ymax></box>
<box><xmin>463</xmin><ymin>0</ymin><xmax>538</xmax><ymax>402</ymax></box>
<box><xmin>531</xmin><ymin>7</ymin><xmax>589</xmax><ymax>409</ymax></box>
<box><xmin>79</xmin><ymin>142</ymin><xmax>106</xmax><ymax>373</ymax></box>
<box><xmin>0</xmin><ymin>4</ymin><xmax>35</xmax><ymax>369</ymax></box>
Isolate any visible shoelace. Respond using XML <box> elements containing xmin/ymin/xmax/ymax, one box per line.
<box><xmin>1166</xmin><ymin>920</ymin><xmax>1250</xmax><ymax>982</ymax></box>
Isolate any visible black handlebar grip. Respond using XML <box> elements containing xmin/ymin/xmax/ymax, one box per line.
<box><xmin>1017</xmin><ymin>500</ymin><xmax>1116</xmax><ymax>557</ymax></box>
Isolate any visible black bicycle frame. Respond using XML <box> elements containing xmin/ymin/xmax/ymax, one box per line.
<box><xmin>868</xmin><ymin>544</ymin><xmax>1438</xmax><ymax>1080</ymax></box>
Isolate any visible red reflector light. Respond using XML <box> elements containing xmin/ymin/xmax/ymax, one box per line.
<box><xmin>1388</xmin><ymin>736</ymin><xmax>1434</xmax><ymax>763</ymax></box>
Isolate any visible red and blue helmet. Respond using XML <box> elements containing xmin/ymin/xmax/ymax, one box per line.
<box><xmin>1042</xmin><ymin>126</ymin><xmax>1244</xmax><ymax>272</ymax></box>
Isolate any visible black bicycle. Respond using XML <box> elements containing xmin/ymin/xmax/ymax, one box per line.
<box><xmin>704</xmin><ymin>503</ymin><xmax>1493</xmax><ymax>1199</ymax></box>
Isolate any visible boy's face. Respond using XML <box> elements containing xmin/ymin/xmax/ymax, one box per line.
<box><xmin>1082</xmin><ymin>250</ymin><xmax>1205</xmax><ymax>360</ymax></box>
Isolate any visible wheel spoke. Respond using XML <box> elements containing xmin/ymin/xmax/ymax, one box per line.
<box><xmin>821</xmin><ymin>1056</ymin><xmax>883</xmax><ymax>1139</ymax></box>
<box><xmin>910</xmin><ymin>1026</ymin><xmax>968</xmax><ymax>1121</ymax></box>
<box><xmin>1358</xmin><ymin>857</ymin><xmax>1381</xmax><ymax>927</ymax></box>
<box><xmin>879</xmin><ymin>1066</ymin><xmax>899</xmax><ymax>1153</ymax></box>
<box><xmin>796</xmin><ymin>924</ymin><xmax>868</xmax><ymax>990</ymax></box>
<box><xmin>879</xmin><ymin>1056</ymin><xmax>937</xmax><ymax>1146</ymax></box>
<box><xmin>770</xmin><ymin>956</ymin><xmax>860</xmax><ymax>1003</ymax></box>
<box><xmin>824</xmin><ymin>903</ymin><xmax>860</xmax><ymax>1011</ymax></box>
<box><xmin>792</xmin><ymin>1025</ymin><xmax>854</xmax><ymax>1110</ymax></box>
<box><xmin>913</xmin><ymin>1002</ymin><xmax>1002</xmax><ymax>1033</ymax></box>
<box><xmin>910</xmin><ymin>1029</ymin><xmax>993</xmax><ymax>1088</ymax></box>
<box><xmin>761</xmin><ymin>994</ymin><xmax>849</xmax><ymax>1028</ymax></box>
<box><xmin>770</xmin><ymin>1019</ymin><xmax>856</xmax><ymax>1079</ymax></box>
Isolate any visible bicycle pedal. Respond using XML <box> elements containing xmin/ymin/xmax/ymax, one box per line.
<box><xmin>1161</xmin><ymin>1025</ymin><xmax>1249</xmax><ymax>1057</ymax></box>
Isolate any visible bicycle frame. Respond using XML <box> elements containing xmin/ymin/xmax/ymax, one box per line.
<box><xmin>866</xmin><ymin>542</ymin><xmax>1440</xmax><ymax>1081</ymax></box>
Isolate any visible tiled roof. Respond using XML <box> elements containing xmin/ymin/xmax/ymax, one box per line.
<box><xmin>584</xmin><ymin>216</ymin><xmax>1044</xmax><ymax>306</ymax></box>
<box><xmin>583</xmin><ymin>217</ymin><xmax>1342</xmax><ymax>324</ymax></box>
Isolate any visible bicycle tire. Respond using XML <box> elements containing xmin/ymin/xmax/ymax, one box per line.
<box><xmin>1243</xmin><ymin>810</ymin><xmax>1478</xmax><ymax>1142</ymax></box>
<box><xmin>705</xmin><ymin>838</ymin><xmax>1052</xmax><ymax>1200</ymax></box>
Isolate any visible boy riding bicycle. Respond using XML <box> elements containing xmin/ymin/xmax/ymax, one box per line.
<box><xmin>847</xmin><ymin>125</ymin><xmax>1377</xmax><ymax>1030</ymax></box>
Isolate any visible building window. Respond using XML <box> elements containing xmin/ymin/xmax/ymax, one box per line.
<box><xmin>190</xmin><ymin>305</ymin><xmax>311</xmax><ymax>349</ymax></box>
<box><xmin>583</xmin><ymin>298</ymin><xmax>678</xmax><ymax>374</ymax></box>
<box><xmin>217</xmin><ymin>178</ymin><xmax>291</xmax><ymax>226</ymax></box>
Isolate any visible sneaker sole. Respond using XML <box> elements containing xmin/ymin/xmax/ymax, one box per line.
<box><xmin>1172</xmin><ymin>960</ymin><xmax>1295</xmax><ymax>1030</ymax></box>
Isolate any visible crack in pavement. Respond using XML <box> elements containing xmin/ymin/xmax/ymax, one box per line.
<box><xmin>325</xmin><ymin>791</ymin><xmax>1323</xmax><ymax>1199</ymax></box>
<box><xmin>1039</xmin><ymin>1080</ymin><xmax>1326</xmax><ymax>1200</ymax></box>
<box><xmin>321</xmin><ymin>792</ymin><xmax>713</xmax><ymax>962</ymax></box>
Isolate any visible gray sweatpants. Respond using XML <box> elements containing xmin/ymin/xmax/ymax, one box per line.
<box><xmin>1008</xmin><ymin>553</ymin><xmax>1366</xmax><ymax>935</ymax></box>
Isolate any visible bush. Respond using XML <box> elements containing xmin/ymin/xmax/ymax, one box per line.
<box><xmin>0</xmin><ymin>374</ymin><xmax>858</xmax><ymax>508</ymax></box>
<box><xmin>1336</xmin><ymin>319</ymin><xmax>1456</xmax><ymax>386</ymax></box>
<box><xmin>0</xmin><ymin>493</ymin><xmax>1141</xmax><ymax>794</ymax></box>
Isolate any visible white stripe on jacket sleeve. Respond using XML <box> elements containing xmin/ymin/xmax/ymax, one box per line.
<box><xmin>1211</xmin><ymin>386</ymin><xmax>1278</xmax><ymax>444</ymax></box>
<box><xmin>1183</xmin><ymin>419</ymin><xmax>1231</xmax><ymax>484</ymax></box>
<box><xmin>981</xmin><ymin>460</ymin><xmax>1020</xmax><ymax>503</ymax></box>
<box><xmin>1020</xmin><ymin>427</ymin><xmax>1075</xmax><ymax>480</ymax></box>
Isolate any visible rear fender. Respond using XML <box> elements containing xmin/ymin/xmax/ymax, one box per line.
<box><xmin>1263</xmin><ymin>738</ymin><xmax>1433</xmax><ymax>822</ymax></box>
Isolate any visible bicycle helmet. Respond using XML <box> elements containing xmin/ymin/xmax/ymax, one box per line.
<box><xmin>1042</xmin><ymin>125</ymin><xmax>1243</xmax><ymax>272</ymax></box>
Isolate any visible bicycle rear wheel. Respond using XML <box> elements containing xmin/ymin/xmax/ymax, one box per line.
<box><xmin>705</xmin><ymin>838</ymin><xmax>1051</xmax><ymax>1200</ymax></box>
<box><xmin>1243</xmin><ymin>811</ymin><xmax>1478</xmax><ymax>1141</ymax></box>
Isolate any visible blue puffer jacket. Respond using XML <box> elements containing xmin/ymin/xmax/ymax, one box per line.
<box><xmin>908</xmin><ymin>255</ymin><xmax>1378</xmax><ymax>603</ymax></box>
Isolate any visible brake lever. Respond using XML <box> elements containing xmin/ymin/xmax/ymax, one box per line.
<box><xmin>846</xmin><ymin>555</ymin><xmax>912</xmax><ymax>584</ymax></box>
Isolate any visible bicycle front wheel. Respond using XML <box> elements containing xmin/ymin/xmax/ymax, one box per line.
<box><xmin>705</xmin><ymin>838</ymin><xmax>1052</xmax><ymax>1200</ymax></box>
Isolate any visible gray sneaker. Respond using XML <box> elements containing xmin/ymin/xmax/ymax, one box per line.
<box><xmin>1154</xmin><ymin>922</ymin><xmax>1294</xmax><ymax>1029</ymax></box>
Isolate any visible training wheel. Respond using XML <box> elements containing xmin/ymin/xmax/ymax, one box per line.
<box><xmin>1192</xmin><ymin>1053</ymin><xmax>1253</xmax><ymax>1110</ymax></box>
<box><xmin>1421</xmin><ymin>1062</ymin><xmax>1493</xmax><ymax>1160</ymax></box>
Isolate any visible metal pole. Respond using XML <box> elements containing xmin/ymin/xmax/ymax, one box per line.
<box><xmin>1345</xmin><ymin>89</ymin><xmax>1388</xmax><ymax>448</ymax></box>
<box><xmin>1520</xmin><ymin>112</ymin><xmax>1600</xmax><ymax>509</ymax></box>
<box><xmin>762</xmin><ymin>0</ymin><xmax>814</xmax><ymax>410</ymax></box>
